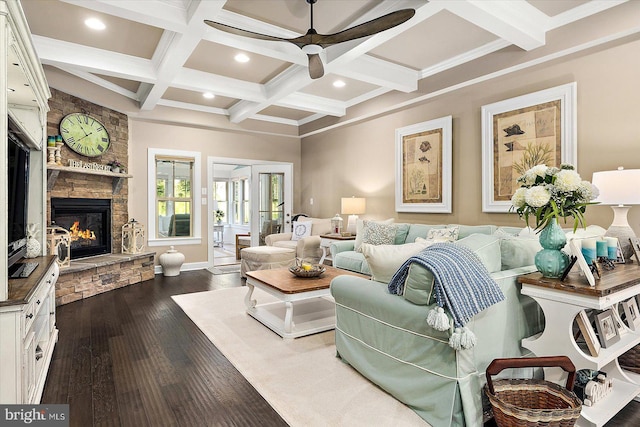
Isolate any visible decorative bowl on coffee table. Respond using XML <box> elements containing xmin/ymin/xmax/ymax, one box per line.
<box><xmin>289</xmin><ymin>264</ymin><xmax>326</xmax><ymax>278</ymax></box>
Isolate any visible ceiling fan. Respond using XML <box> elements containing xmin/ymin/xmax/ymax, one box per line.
<box><xmin>204</xmin><ymin>0</ymin><xmax>415</xmax><ymax>79</ymax></box>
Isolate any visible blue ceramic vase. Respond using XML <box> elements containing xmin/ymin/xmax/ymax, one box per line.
<box><xmin>535</xmin><ymin>218</ymin><xmax>569</xmax><ymax>278</ymax></box>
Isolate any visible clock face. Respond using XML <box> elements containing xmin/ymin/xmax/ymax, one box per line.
<box><xmin>59</xmin><ymin>113</ymin><xmax>111</xmax><ymax>157</ymax></box>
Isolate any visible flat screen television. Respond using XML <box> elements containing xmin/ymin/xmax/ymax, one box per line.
<box><xmin>7</xmin><ymin>125</ymin><xmax>30</xmax><ymax>272</ymax></box>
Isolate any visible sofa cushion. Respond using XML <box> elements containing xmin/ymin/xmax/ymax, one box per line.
<box><xmin>401</xmin><ymin>234</ymin><xmax>501</xmax><ymax>306</ymax></box>
<box><xmin>361</xmin><ymin>241</ymin><xmax>430</xmax><ymax>284</ymax></box>
<box><xmin>354</xmin><ymin>218</ymin><xmax>394</xmax><ymax>251</ymax></box>
<box><xmin>454</xmin><ymin>224</ymin><xmax>497</xmax><ymax>239</ymax></box>
<box><xmin>499</xmin><ymin>237</ymin><xmax>542</xmax><ymax>270</ymax></box>
<box><xmin>394</xmin><ymin>223</ymin><xmax>411</xmax><ymax>245</ymax></box>
<box><xmin>332</xmin><ymin>251</ymin><xmax>372</xmax><ymax>275</ymax></box>
<box><xmin>291</xmin><ymin>220</ymin><xmax>312</xmax><ymax>241</ymax></box>
<box><xmin>405</xmin><ymin>224</ymin><xmax>445</xmax><ymax>244</ymax></box>
<box><xmin>308</xmin><ymin>217</ymin><xmax>332</xmax><ymax>236</ymax></box>
<box><xmin>427</xmin><ymin>226</ymin><xmax>459</xmax><ymax>242</ymax></box>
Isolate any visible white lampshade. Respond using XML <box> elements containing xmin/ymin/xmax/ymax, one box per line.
<box><xmin>592</xmin><ymin>168</ymin><xmax>640</xmax><ymax>205</ymax></box>
<box><xmin>341</xmin><ymin>197</ymin><xmax>366</xmax><ymax>215</ymax></box>
<box><xmin>591</xmin><ymin>167</ymin><xmax>640</xmax><ymax>262</ymax></box>
<box><xmin>341</xmin><ymin>197</ymin><xmax>366</xmax><ymax>234</ymax></box>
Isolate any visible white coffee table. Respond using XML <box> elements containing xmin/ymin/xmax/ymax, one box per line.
<box><xmin>244</xmin><ymin>265</ymin><xmax>366</xmax><ymax>339</ymax></box>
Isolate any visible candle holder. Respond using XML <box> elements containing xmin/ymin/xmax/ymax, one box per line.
<box><xmin>47</xmin><ymin>146</ymin><xmax>57</xmax><ymax>164</ymax></box>
<box><xmin>55</xmin><ymin>142</ymin><xmax>64</xmax><ymax>165</ymax></box>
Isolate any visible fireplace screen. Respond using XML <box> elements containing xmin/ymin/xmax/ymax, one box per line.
<box><xmin>50</xmin><ymin>198</ymin><xmax>111</xmax><ymax>259</ymax></box>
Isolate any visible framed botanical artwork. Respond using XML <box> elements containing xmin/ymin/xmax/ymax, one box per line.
<box><xmin>595</xmin><ymin>309</ymin><xmax>620</xmax><ymax>348</ymax></box>
<box><xmin>622</xmin><ymin>297</ymin><xmax>640</xmax><ymax>331</ymax></box>
<box><xmin>481</xmin><ymin>83</ymin><xmax>577</xmax><ymax>212</ymax></box>
<box><xmin>395</xmin><ymin>115</ymin><xmax>452</xmax><ymax>213</ymax></box>
<box><xmin>576</xmin><ymin>310</ymin><xmax>600</xmax><ymax>357</ymax></box>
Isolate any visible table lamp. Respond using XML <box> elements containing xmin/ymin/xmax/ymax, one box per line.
<box><xmin>591</xmin><ymin>167</ymin><xmax>640</xmax><ymax>261</ymax></box>
<box><xmin>341</xmin><ymin>197</ymin><xmax>366</xmax><ymax>234</ymax></box>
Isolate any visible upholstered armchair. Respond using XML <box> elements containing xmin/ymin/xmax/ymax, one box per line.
<box><xmin>264</xmin><ymin>217</ymin><xmax>331</xmax><ymax>262</ymax></box>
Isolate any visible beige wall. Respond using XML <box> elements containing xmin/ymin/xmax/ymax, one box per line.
<box><xmin>300</xmin><ymin>37</ymin><xmax>640</xmax><ymax>236</ymax></box>
<box><xmin>128</xmin><ymin>119</ymin><xmax>300</xmax><ymax>264</ymax></box>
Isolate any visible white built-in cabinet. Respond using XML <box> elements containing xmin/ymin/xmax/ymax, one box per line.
<box><xmin>1</xmin><ymin>0</ymin><xmax>54</xmax><ymax>403</ymax></box>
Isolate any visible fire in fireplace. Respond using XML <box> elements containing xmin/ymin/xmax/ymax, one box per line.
<box><xmin>50</xmin><ymin>198</ymin><xmax>112</xmax><ymax>259</ymax></box>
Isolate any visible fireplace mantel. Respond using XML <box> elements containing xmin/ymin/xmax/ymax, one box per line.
<box><xmin>46</xmin><ymin>164</ymin><xmax>132</xmax><ymax>194</ymax></box>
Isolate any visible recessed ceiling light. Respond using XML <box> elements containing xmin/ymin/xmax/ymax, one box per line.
<box><xmin>333</xmin><ymin>80</ymin><xmax>346</xmax><ymax>88</ymax></box>
<box><xmin>203</xmin><ymin>92</ymin><xmax>215</xmax><ymax>99</ymax></box>
<box><xmin>234</xmin><ymin>53</ymin><xmax>250</xmax><ymax>63</ymax></box>
<box><xmin>85</xmin><ymin>18</ymin><xmax>106</xmax><ymax>30</ymax></box>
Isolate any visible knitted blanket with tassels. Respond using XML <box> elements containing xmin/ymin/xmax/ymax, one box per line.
<box><xmin>388</xmin><ymin>243</ymin><xmax>504</xmax><ymax>328</ymax></box>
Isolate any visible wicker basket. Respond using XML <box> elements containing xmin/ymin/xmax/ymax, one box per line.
<box><xmin>485</xmin><ymin>356</ymin><xmax>582</xmax><ymax>427</ymax></box>
<box><xmin>618</xmin><ymin>344</ymin><xmax>640</xmax><ymax>374</ymax></box>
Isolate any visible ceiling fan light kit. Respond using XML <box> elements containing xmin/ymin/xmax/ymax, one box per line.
<box><xmin>205</xmin><ymin>0</ymin><xmax>415</xmax><ymax>79</ymax></box>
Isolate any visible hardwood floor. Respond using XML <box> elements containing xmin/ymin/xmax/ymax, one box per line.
<box><xmin>41</xmin><ymin>270</ymin><xmax>287</xmax><ymax>427</ymax></box>
<box><xmin>42</xmin><ymin>269</ymin><xmax>640</xmax><ymax>426</ymax></box>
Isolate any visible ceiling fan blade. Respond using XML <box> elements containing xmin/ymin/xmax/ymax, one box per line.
<box><xmin>204</xmin><ymin>20</ymin><xmax>289</xmax><ymax>43</ymax></box>
<box><xmin>307</xmin><ymin>54</ymin><xmax>324</xmax><ymax>79</ymax></box>
<box><xmin>317</xmin><ymin>9</ymin><xmax>415</xmax><ymax>46</ymax></box>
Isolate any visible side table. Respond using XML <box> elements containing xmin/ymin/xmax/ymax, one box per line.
<box><xmin>518</xmin><ymin>264</ymin><xmax>640</xmax><ymax>427</ymax></box>
<box><xmin>213</xmin><ymin>224</ymin><xmax>224</xmax><ymax>248</ymax></box>
<box><xmin>319</xmin><ymin>234</ymin><xmax>356</xmax><ymax>265</ymax></box>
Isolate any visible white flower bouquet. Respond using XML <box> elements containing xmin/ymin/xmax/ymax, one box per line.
<box><xmin>511</xmin><ymin>164</ymin><xmax>599</xmax><ymax>231</ymax></box>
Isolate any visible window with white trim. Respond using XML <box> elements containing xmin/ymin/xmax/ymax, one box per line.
<box><xmin>148</xmin><ymin>149</ymin><xmax>201</xmax><ymax>246</ymax></box>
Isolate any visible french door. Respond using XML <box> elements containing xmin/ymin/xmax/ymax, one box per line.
<box><xmin>250</xmin><ymin>164</ymin><xmax>293</xmax><ymax>247</ymax></box>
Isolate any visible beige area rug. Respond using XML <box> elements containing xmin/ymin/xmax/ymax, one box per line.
<box><xmin>172</xmin><ymin>288</ymin><xmax>428</xmax><ymax>427</ymax></box>
<box><xmin>206</xmin><ymin>264</ymin><xmax>241</xmax><ymax>275</ymax></box>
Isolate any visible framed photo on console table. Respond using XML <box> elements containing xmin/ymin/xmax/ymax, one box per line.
<box><xmin>481</xmin><ymin>82</ymin><xmax>577</xmax><ymax>212</ymax></box>
<box><xmin>576</xmin><ymin>310</ymin><xmax>600</xmax><ymax>357</ymax></box>
<box><xmin>622</xmin><ymin>297</ymin><xmax>640</xmax><ymax>332</ymax></box>
<box><xmin>595</xmin><ymin>309</ymin><xmax>620</xmax><ymax>348</ymax></box>
<box><xmin>395</xmin><ymin>116</ymin><xmax>452</xmax><ymax>213</ymax></box>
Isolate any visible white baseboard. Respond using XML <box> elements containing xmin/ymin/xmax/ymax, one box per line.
<box><xmin>154</xmin><ymin>261</ymin><xmax>210</xmax><ymax>275</ymax></box>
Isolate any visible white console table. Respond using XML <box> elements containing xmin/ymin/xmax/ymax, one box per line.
<box><xmin>519</xmin><ymin>264</ymin><xmax>640</xmax><ymax>427</ymax></box>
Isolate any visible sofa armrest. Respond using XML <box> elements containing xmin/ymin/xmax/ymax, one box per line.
<box><xmin>297</xmin><ymin>235</ymin><xmax>321</xmax><ymax>257</ymax></box>
<box><xmin>330</xmin><ymin>240</ymin><xmax>356</xmax><ymax>258</ymax></box>
<box><xmin>265</xmin><ymin>232</ymin><xmax>293</xmax><ymax>245</ymax></box>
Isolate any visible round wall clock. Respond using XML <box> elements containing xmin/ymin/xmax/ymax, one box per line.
<box><xmin>59</xmin><ymin>112</ymin><xmax>111</xmax><ymax>157</ymax></box>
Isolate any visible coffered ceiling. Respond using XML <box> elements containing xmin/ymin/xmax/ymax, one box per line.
<box><xmin>19</xmin><ymin>0</ymin><xmax>635</xmax><ymax>134</ymax></box>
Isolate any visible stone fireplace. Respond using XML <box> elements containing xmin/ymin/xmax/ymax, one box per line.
<box><xmin>47</xmin><ymin>89</ymin><xmax>154</xmax><ymax>305</ymax></box>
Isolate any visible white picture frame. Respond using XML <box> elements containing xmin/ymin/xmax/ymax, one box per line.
<box><xmin>569</xmin><ymin>239</ymin><xmax>595</xmax><ymax>287</ymax></box>
<box><xmin>481</xmin><ymin>82</ymin><xmax>577</xmax><ymax>212</ymax></box>
<box><xmin>595</xmin><ymin>309</ymin><xmax>620</xmax><ymax>348</ymax></box>
<box><xmin>395</xmin><ymin>116</ymin><xmax>452</xmax><ymax>213</ymax></box>
<box><xmin>576</xmin><ymin>310</ymin><xmax>600</xmax><ymax>357</ymax></box>
<box><xmin>622</xmin><ymin>297</ymin><xmax>640</xmax><ymax>332</ymax></box>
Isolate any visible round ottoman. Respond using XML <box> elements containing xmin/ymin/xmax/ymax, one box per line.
<box><xmin>240</xmin><ymin>246</ymin><xmax>296</xmax><ymax>278</ymax></box>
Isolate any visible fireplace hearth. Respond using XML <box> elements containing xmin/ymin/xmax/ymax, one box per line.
<box><xmin>51</xmin><ymin>198</ymin><xmax>112</xmax><ymax>259</ymax></box>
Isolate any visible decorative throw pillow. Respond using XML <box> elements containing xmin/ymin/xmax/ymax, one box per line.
<box><xmin>426</xmin><ymin>226</ymin><xmax>459</xmax><ymax>242</ymax></box>
<box><xmin>291</xmin><ymin>221</ymin><xmax>312</xmax><ymax>241</ymax></box>
<box><xmin>357</xmin><ymin>220</ymin><xmax>397</xmax><ymax>252</ymax></box>
<box><xmin>361</xmin><ymin>241</ymin><xmax>430</xmax><ymax>284</ymax></box>
<box><xmin>354</xmin><ymin>218</ymin><xmax>394</xmax><ymax>251</ymax></box>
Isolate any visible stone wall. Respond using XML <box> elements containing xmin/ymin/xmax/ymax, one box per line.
<box><xmin>46</xmin><ymin>88</ymin><xmax>129</xmax><ymax>253</ymax></box>
<box><xmin>55</xmin><ymin>253</ymin><xmax>155</xmax><ymax>305</ymax></box>
<box><xmin>45</xmin><ymin>89</ymin><xmax>155</xmax><ymax>305</ymax></box>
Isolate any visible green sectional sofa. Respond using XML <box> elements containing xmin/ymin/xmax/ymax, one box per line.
<box><xmin>330</xmin><ymin>227</ymin><xmax>545</xmax><ymax>427</ymax></box>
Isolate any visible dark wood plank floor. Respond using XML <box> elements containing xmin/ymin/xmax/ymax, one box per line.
<box><xmin>41</xmin><ymin>270</ymin><xmax>640</xmax><ymax>427</ymax></box>
<box><xmin>41</xmin><ymin>270</ymin><xmax>288</xmax><ymax>427</ymax></box>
